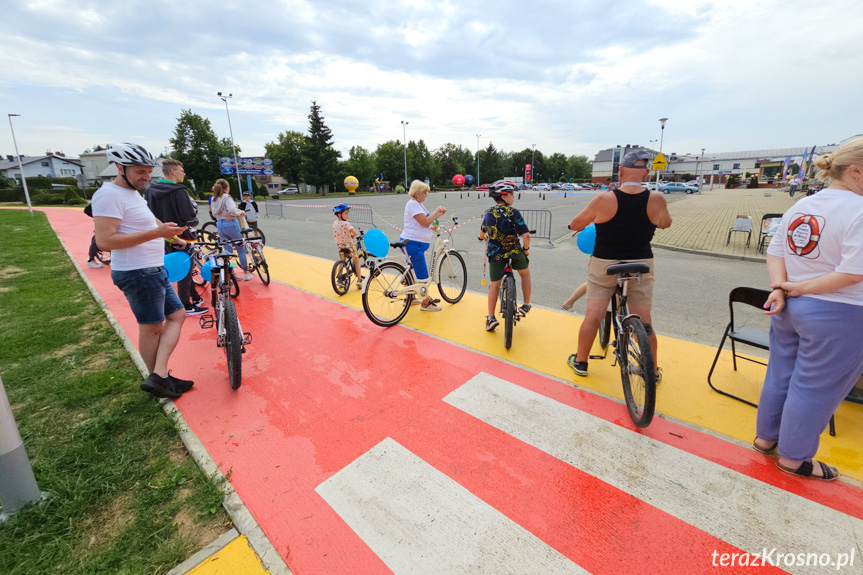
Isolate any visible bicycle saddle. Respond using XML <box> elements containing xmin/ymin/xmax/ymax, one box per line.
<box><xmin>390</xmin><ymin>241</ymin><xmax>407</xmax><ymax>249</ymax></box>
<box><xmin>606</xmin><ymin>262</ymin><xmax>650</xmax><ymax>276</ymax></box>
<box><xmin>240</xmin><ymin>228</ymin><xmax>255</xmax><ymax>233</ymax></box>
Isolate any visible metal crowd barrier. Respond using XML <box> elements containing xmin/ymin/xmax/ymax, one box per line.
<box><xmin>263</xmin><ymin>201</ymin><xmax>284</xmax><ymax>219</ymax></box>
<box><xmin>519</xmin><ymin>209</ymin><xmax>553</xmax><ymax>245</ymax></box>
<box><xmin>346</xmin><ymin>203</ymin><xmax>375</xmax><ymax>227</ymax></box>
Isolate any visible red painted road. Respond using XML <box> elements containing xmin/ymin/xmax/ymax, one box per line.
<box><xmin>46</xmin><ymin>208</ymin><xmax>863</xmax><ymax>574</ymax></box>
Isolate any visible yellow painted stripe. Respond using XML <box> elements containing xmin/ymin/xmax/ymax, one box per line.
<box><xmin>187</xmin><ymin>535</ymin><xmax>269</xmax><ymax>575</ymax></box>
<box><xmin>263</xmin><ymin>246</ymin><xmax>863</xmax><ymax>481</ymax></box>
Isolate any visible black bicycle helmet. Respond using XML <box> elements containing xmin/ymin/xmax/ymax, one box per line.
<box><xmin>333</xmin><ymin>203</ymin><xmax>350</xmax><ymax>214</ymax></box>
<box><xmin>106</xmin><ymin>142</ymin><xmax>156</xmax><ymax>167</ymax></box>
<box><xmin>488</xmin><ymin>183</ymin><xmax>516</xmax><ymax>201</ymax></box>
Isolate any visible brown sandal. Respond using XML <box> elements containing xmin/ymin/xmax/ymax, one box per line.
<box><xmin>752</xmin><ymin>437</ymin><xmax>778</xmax><ymax>454</ymax></box>
<box><xmin>776</xmin><ymin>460</ymin><xmax>839</xmax><ymax>481</ymax></box>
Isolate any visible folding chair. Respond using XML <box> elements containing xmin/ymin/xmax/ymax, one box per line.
<box><xmin>707</xmin><ymin>287</ymin><xmax>770</xmax><ymax>407</ymax></box>
<box><xmin>726</xmin><ymin>215</ymin><xmax>752</xmax><ymax>247</ymax></box>
<box><xmin>707</xmin><ymin>286</ymin><xmax>844</xmax><ymax>436</ymax></box>
<box><xmin>757</xmin><ymin>213</ymin><xmax>783</xmax><ymax>253</ymax></box>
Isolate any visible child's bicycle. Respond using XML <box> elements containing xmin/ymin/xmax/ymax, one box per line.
<box><xmin>331</xmin><ymin>229</ymin><xmax>371</xmax><ymax>295</ymax></box>
<box><xmin>583</xmin><ymin>262</ymin><xmax>658</xmax><ymax>428</ymax></box>
<box><xmin>197</xmin><ymin>239</ymin><xmax>252</xmax><ymax>390</ymax></box>
<box><xmin>361</xmin><ymin>218</ymin><xmax>467</xmax><ymax>327</ymax></box>
<box><xmin>240</xmin><ymin>231</ymin><xmax>270</xmax><ymax>286</ymax></box>
<box><xmin>481</xmin><ymin>231</ymin><xmax>536</xmax><ymax>350</ymax></box>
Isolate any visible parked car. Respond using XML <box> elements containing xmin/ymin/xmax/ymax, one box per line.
<box><xmin>532</xmin><ymin>183</ymin><xmax>551</xmax><ymax>191</ymax></box>
<box><xmin>660</xmin><ymin>182</ymin><xmax>698</xmax><ymax>194</ymax></box>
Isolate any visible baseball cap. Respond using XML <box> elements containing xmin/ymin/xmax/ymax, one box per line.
<box><xmin>620</xmin><ymin>150</ymin><xmax>651</xmax><ymax>168</ymax></box>
<box><xmin>242</xmin><ymin>190</ymin><xmax>252</xmax><ymax>195</ymax></box>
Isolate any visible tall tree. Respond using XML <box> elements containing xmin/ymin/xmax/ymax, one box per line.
<box><xmin>265</xmin><ymin>130</ymin><xmax>306</xmax><ymax>184</ymax></box>
<box><xmin>567</xmin><ymin>154</ymin><xmax>593</xmax><ymax>180</ymax></box>
<box><xmin>546</xmin><ymin>152</ymin><xmax>568</xmax><ymax>181</ymax></box>
<box><xmin>478</xmin><ymin>142</ymin><xmax>505</xmax><ymax>184</ymax></box>
<box><xmin>374</xmin><ymin>140</ymin><xmax>405</xmax><ymax>188</ymax></box>
<box><xmin>169</xmin><ymin>109</ymin><xmax>225</xmax><ymax>196</ymax></box>
<box><xmin>407</xmin><ymin>139</ymin><xmax>439</xmax><ymax>185</ymax></box>
<box><xmin>301</xmin><ymin>101</ymin><xmax>340</xmax><ymax>195</ymax></box>
<box><xmin>434</xmin><ymin>143</ymin><xmax>472</xmax><ymax>185</ymax></box>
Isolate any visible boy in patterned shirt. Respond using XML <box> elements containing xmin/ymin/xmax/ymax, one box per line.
<box><xmin>332</xmin><ymin>203</ymin><xmax>362</xmax><ymax>289</ymax></box>
<box><xmin>478</xmin><ymin>185</ymin><xmax>532</xmax><ymax>331</ymax></box>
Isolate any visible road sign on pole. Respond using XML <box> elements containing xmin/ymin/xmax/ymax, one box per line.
<box><xmin>652</xmin><ymin>152</ymin><xmax>668</xmax><ymax>171</ymax></box>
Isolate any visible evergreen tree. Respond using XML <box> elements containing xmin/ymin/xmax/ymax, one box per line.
<box><xmin>301</xmin><ymin>101</ymin><xmax>340</xmax><ymax>195</ymax></box>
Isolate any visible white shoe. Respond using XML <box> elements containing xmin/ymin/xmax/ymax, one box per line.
<box><xmin>243</xmin><ymin>272</ymin><xmax>254</xmax><ymax>281</ymax></box>
<box><xmin>420</xmin><ymin>302</ymin><xmax>442</xmax><ymax>312</ymax></box>
<box><xmin>86</xmin><ymin>260</ymin><xmax>103</xmax><ymax>268</ymax></box>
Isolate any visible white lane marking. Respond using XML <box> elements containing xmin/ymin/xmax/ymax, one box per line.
<box><xmin>443</xmin><ymin>373</ymin><xmax>863</xmax><ymax>574</ymax></box>
<box><xmin>316</xmin><ymin>437</ymin><xmax>587</xmax><ymax>575</ymax></box>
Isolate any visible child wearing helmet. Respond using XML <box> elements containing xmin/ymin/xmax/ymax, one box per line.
<box><xmin>333</xmin><ymin>203</ymin><xmax>362</xmax><ymax>289</ymax></box>
<box><xmin>478</xmin><ymin>185</ymin><xmax>532</xmax><ymax>331</ymax></box>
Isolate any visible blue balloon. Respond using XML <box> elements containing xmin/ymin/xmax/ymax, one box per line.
<box><xmin>164</xmin><ymin>252</ymin><xmax>191</xmax><ymax>282</ymax></box>
<box><xmin>364</xmin><ymin>228</ymin><xmax>390</xmax><ymax>258</ymax></box>
<box><xmin>576</xmin><ymin>223</ymin><xmax>596</xmax><ymax>255</ymax></box>
<box><xmin>200</xmin><ymin>262</ymin><xmax>213</xmax><ymax>283</ymax></box>
<box><xmin>465</xmin><ymin>174</ymin><xmax>475</xmax><ymax>185</ymax></box>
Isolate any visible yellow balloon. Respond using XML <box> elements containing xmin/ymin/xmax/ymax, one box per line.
<box><xmin>344</xmin><ymin>176</ymin><xmax>358</xmax><ymax>195</ymax></box>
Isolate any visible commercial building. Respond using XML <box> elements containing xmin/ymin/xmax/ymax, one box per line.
<box><xmin>591</xmin><ymin>137</ymin><xmax>859</xmax><ymax>186</ymax></box>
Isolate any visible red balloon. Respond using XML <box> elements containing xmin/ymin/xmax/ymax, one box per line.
<box><xmin>452</xmin><ymin>174</ymin><xmax>465</xmax><ymax>186</ymax></box>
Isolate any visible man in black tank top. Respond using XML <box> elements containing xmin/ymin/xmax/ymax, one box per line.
<box><xmin>566</xmin><ymin>150</ymin><xmax>672</xmax><ymax>378</ymax></box>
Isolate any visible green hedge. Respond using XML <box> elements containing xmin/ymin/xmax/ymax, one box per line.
<box><xmin>0</xmin><ymin>188</ymin><xmax>24</xmax><ymax>202</ymax></box>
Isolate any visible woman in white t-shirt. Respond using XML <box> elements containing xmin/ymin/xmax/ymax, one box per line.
<box><xmin>755</xmin><ymin>137</ymin><xmax>863</xmax><ymax>481</ymax></box>
<box><xmin>401</xmin><ymin>180</ymin><xmax>447</xmax><ymax>311</ymax></box>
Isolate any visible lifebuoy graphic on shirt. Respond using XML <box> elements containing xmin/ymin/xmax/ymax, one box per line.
<box><xmin>786</xmin><ymin>213</ymin><xmax>825</xmax><ymax>258</ymax></box>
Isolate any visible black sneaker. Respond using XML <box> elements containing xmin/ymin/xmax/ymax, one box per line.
<box><xmin>185</xmin><ymin>304</ymin><xmax>209</xmax><ymax>316</ymax></box>
<box><xmin>167</xmin><ymin>372</ymin><xmax>194</xmax><ymax>393</ymax></box>
<box><xmin>191</xmin><ymin>296</ymin><xmax>205</xmax><ymax>307</ymax></box>
<box><xmin>567</xmin><ymin>354</ymin><xmax>588</xmax><ymax>377</ymax></box>
<box><xmin>485</xmin><ymin>315</ymin><xmax>499</xmax><ymax>331</ymax></box>
<box><xmin>518</xmin><ymin>303</ymin><xmax>532</xmax><ymax>316</ymax></box>
<box><xmin>140</xmin><ymin>373</ymin><xmax>182</xmax><ymax>399</ymax></box>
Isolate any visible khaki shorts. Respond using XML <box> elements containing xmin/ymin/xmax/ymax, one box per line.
<box><xmin>586</xmin><ymin>257</ymin><xmax>655</xmax><ymax>305</ymax></box>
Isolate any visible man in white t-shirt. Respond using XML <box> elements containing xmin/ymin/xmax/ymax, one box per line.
<box><xmin>92</xmin><ymin>143</ymin><xmax>192</xmax><ymax>399</ymax></box>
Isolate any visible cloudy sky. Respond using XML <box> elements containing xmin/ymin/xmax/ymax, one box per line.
<box><xmin>1</xmin><ymin>0</ymin><xmax>860</xmax><ymax>163</ymax></box>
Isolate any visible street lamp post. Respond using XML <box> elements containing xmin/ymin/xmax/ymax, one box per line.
<box><xmin>401</xmin><ymin>120</ymin><xmax>409</xmax><ymax>190</ymax></box>
<box><xmin>476</xmin><ymin>133</ymin><xmax>481</xmax><ymax>188</ymax></box>
<box><xmin>655</xmin><ymin>118</ymin><xmax>668</xmax><ymax>191</ymax></box>
<box><xmin>7</xmin><ymin>115</ymin><xmax>32</xmax><ymax>216</ymax></box>
<box><xmin>217</xmin><ymin>92</ymin><xmax>242</xmax><ymax>195</ymax></box>
<box><xmin>698</xmin><ymin>148</ymin><xmax>705</xmax><ymax>194</ymax></box>
<box><xmin>531</xmin><ymin>144</ymin><xmax>536</xmax><ymax>185</ymax></box>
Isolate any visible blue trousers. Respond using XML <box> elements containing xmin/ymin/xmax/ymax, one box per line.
<box><xmin>216</xmin><ymin>219</ymin><xmax>248</xmax><ymax>270</ymax></box>
<box><xmin>756</xmin><ymin>296</ymin><xmax>863</xmax><ymax>461</ymax></box>
<box><xmin>400</xmin><ymin>239</ymin><xmax>430</xmax><ymax>280</ymax></box>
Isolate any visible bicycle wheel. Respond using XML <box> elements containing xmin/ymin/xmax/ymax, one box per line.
<box><xmin>223</xmin><ymin>297</ymin><xmax>242</xmax><ymax>390</ymax></box>
<box><xmin>199</xmin><ymin>221</ymin><xmax>218</xmax><ymax>242</ymax></box>
<box><xmin>253</xmin><ymin>245</ymin><xmax>270</xmax><ymax>286</ymax></box>
<box><xmin>598</xmin><ymin>311</ymin><xmax>612</xmax><ymax>351</ymax></box>
<box><xmin>245</xmin><ymin>227</ymin><xmax>266</xmax><ymax>246</ymax></box>
<box><xmin>362</xmin><ymin>262</ymin><xmax>413</xmax><ymax>327</ymax></box>
<box><xmin>620</xmin><ymin>316</ymin><xmax>657</xmax><ymax>428</ymax></box>
<box><xmin>436</xmin><ymin>250</ymin><xmax>467</xmax><ymax>303</ymax></box>
<box><xmin>503</xmin><ymin>274</ymin><xmax>516</xmax><ymax>350</ymax></box>
<box><xmin>330</xmin><ymin>259</ymin><xmax>351</xmax><ymax>295</ymax></box>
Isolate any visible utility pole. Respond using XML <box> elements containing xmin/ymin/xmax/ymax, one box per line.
<box><xmin>476</xmin><ymin>134</ymin><xmax>481</xmax><ymax>187</ymax></box>
<box><xmin>7</xmin><ymin>114</ymin><xmax>33</xmax><ymax>216</ymax></box>
<box><xmin>217</xmin><ymin>92</ymin><xmax>242</xmax><ymax>195</ymax></box>
<box><xmin>655</xmin><ymin>118</ymin><xmax>668</xmax><ymax>191</ymax></box>
<box><xmin>401</xmin><ymin>121</ymin><xmax>409</xmax><ymax>190</ymax></box>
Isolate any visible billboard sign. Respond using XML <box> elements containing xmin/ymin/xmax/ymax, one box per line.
<box><xmin>220</xmin><ymin>157</ymin><xmax>274</xmax><ymax>176</ymax></box>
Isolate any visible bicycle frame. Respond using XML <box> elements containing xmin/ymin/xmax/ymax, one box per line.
<box><xmin>196</xmin><ymin>240</ymin><xmax>251</xmax><ymax>349</ymax></box>
<box><xmin>363</xmin><ymin>220</ymin><xmax>457</xmax><ymax>300</ymax></box>
<box><xmin>592</xmin><ymin>275</ymin><xmax>642</xmax><ymax>362</ymax></box>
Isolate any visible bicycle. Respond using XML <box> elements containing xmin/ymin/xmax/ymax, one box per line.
<box><xmin>240</xmin><ymin>232</ymin><xmax>270</xmax><ymax>286</ymax></box>
<box><xmin>242</xmin><ymin>225</ymin><xmax>266</xmax><ymax>246</ymax></box>
<box><xmin>480</xmin><ymin>230</ymin><xmax>536</xmax><ymax>350</ymax></box>
<box><xmin>361</xmin><ymin>218</ymin><xmax>467</xmax><ymax>327</ymax></box>
<box><xmin>188</xmin><ymin>240</ymin><xmax>240</xmax><ymax>300</ymax></box>
<box><xmin>197</xmin><ymin>239</ymin><xmax>252</xmax><ymax>390</ymax></box>
<box><xmin>331</xmin><ymin>229</ymin><xmax>371</xmax><ymax>295</ymax></box>
<box><xmin>584</xmin><ymin>262</ymin><xmax>657</xmax><ymax>428</ymax></box>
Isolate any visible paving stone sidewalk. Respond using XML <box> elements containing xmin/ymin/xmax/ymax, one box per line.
<box><xmin>652</xmin><ymin>185</ymin><xmax>803</xmax><ymax>260</ymax></box>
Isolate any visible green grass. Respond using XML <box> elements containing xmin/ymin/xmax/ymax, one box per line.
<box><xmin>0</xmin><ymin>210</ymin><xmax>230</xmax><ymax>575</ymax></box>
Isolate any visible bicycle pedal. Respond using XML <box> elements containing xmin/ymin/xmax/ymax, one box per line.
<box><xmin>243</xmin><ymin>332</ymin><xmax>252</xmax><ymax>345</ymax></box>
<box><xmin>199</xmin><ymin>315</ymin><xmax>215</xmax><ymax>329</ymax></box>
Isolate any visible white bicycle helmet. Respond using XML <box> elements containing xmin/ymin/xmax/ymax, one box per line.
<box><xmin>106</xmin><ymin>143</ymin><xmax>156</xmax><ymax>167</ymax></box>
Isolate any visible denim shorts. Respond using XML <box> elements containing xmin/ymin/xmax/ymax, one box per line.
<box><xmin>111</xmin><ymin>266</ymin><xmax>184</xmax><ymax>324</ymax></box>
